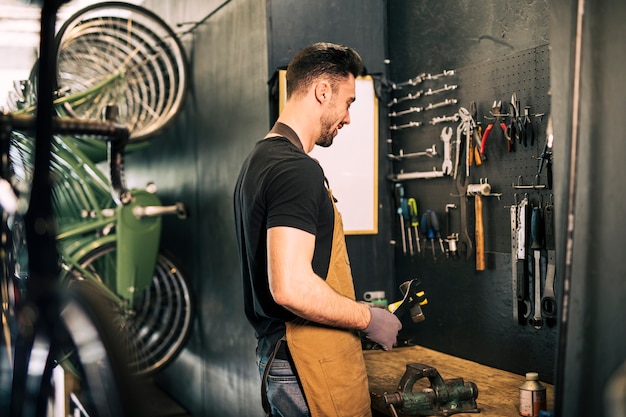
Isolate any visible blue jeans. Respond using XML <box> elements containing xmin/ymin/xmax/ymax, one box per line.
<box><xmin>258</xmin><ymin>356</ymin><xmax>310</xmax><ymax>417</ymax></box>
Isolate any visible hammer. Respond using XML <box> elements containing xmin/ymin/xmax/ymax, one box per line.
<box><xmin>467</xmin><ymin>180</ymin><xmax>491</xmax><ymax>271</ymax></box>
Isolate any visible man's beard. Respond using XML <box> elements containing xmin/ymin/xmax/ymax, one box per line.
<box><xmin>316</xmin><ymin>110</ymin><xmax>336</xmax><ymax>148</ymax></box>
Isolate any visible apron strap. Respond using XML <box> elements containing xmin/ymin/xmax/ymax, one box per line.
<box><xmin>261</xmin><ymin>335</ymin><xmax>287</xmax><ymax>417</ymax></box>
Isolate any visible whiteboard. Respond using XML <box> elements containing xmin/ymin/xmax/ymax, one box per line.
<box><xmin>278</xmin><ymin>71</ymin><xmax>378</xmax><ymax>234</ymax></box>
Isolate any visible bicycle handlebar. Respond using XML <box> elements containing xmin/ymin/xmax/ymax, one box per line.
<box><xmin>3</xmin><ymin>110</ymin><xmax>131</xmax><ymax>206</ymax></box>
<box><xmin>6</xmin><ymin>113</ymin><xmax>129</xmax><ymax>141</ymax></box>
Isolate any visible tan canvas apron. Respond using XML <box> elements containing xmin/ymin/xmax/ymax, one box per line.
<box><xmin>285</xmin><ymin>190</ymin><xmax>372</xmax><ymax>417</ymax></box>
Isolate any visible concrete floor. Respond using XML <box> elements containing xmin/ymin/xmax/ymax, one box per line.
<box><xmin>65</xmin><ymin>375</ymin><xmax>192</xmax><ymax>417</ymax></box>
<box><xmin>135</xmin><ymin>379</ymin><xmax>192</xmax><ymax>417</ymax></box>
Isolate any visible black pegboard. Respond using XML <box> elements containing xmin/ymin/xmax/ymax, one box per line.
<box><xmin>387</xmin><ymin>44</ymin><xmax>552</xmax><ymax>256</ymax></box>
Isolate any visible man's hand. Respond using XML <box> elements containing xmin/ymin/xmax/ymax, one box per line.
<box><xmin>363</xmin><ymin>307</ymin><xmax>402</xmax><ymax>350</ymax></box>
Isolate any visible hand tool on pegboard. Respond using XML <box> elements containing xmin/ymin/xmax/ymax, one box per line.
<box><xmin>529</xmin><ymin>204</ymin><xmax>545</xmax><ymax>329</ymax></box>
<box><xmin>420</xmin><ymin>210</ymin><xmax>445</xmax><ymax>261</ymax></box>
<box><xmin>430</xmin><ymin>113</ymin><xmax>460</xmax><ymax>126</ymax></box>
<box><xmin>511</xmin><ymin>195</ymin><xmax>532</xmax><ymax>323</ymax></box>
<box><xmin>455</xmin><ymin>168</ymin><xmax>473</xmax><ymax>261</ymax></box>
<box><xmin>424</xmin><ymin>98</ymin><xmax>458</xmax><ymax>112</ymax></box>
<box><xmin>522</xmin><ymin>106</ymin><xmax>534</xmax><ymax>147</ymax></box>
<box><xmin>424</xmin><ymin>83</ymin><xmax>458</xmax><ymax>97</ymax></box>
<box><xmin>407</xmin><ymin>198</ymin><xmax>421</xmax><ymax>254</ymax></box>
<box><xmin>390</xmin><ymin>70</ymin><xmax>456</xmax><ymax>91</ymax></box>
<box><xmin>480</xmin><ymin>100</ymin><xmax>512</xmax><ymax>161</ymax></box>
<box><xmin>387</xmin><ymin>141</ymin><xmax>437</xmax><ymax>161</ymax></box>
<box><xmin>538</xmin><ymin>115</ymin><xmax>554</xmax><ymax>189</ymax></box>
<box><xmin>455</xmin><ymin>107</ymin><xmax>472</xmax><ymax>179</ymax></box>
<box><xmin>517</xmin><ymin>196</ymin><xmax>533</xmax><ymax>324</ymax></box>
<box><xmin>469</xmin><ymin>101</ymin><xmax>483</xmax><ymax>169</ymax></box>
<box><xmin>541</xmin><ymin>199</ymin><xmax>557</xmax><ymax>321</ymax></box>
<box><xmin>387</xmin><ymin>90</ymin><xmax>424</xmax><ymax>108</ymax></box>
<box><xmin>394</xmin><ymin>183</ymin><xmax>410</xmax><ymax>255</ymax></box>
<box><xmin>445</xmin><ymin>203</ymin><xmax>458</xmax><ymax>257</ymax></box>
<box><xmin>467</xmin><ymin>179</ymin><xmax>493</xmax><ymax>271</ymax></box>
<box><xmin>380</xmin><ymin>363</ymin><xmax>480</xmax><ymax>416</ymax></box>
<box><xmin>440</xmin><ymin>126</ymin><xmax>454</xmax><ymax>176</ymax></box>
<box><xmin>507</xmin><ymin>93</ymin><xmax>524</xmax><ymax>149</ymax></box>
<box><xmin>510</xmin><ymin>200</ymin><xmax>520</xmax><ymax>321</ymax></box>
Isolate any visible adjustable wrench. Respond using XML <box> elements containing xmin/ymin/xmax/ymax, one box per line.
<box><xmin>529</xmin><ymin>206</ymin><xmax>544</xmax><ymax>329</ymax></box>
<box><xmin>510</xmin><ymin>203</ymin><xmax>519</xmax><ymax>321</ymax></box>
<box><xmin>511</xmin><ymin>198</ymin><xmax>532</xmax><ymax>322</ymax></box>
<box><xmin>541</xmin><ymin>203</ymin><xmax>557</xmax><ymax>318</ymax></box>
<box><xmin>440</xmin><ymin>127</ymin><xmax>453</xmax><ymax>175</ymax></box>
<box><xmin>455</xmin><ymin>171</ymin><xmax>473</xmax><ymax>261</ymax></box>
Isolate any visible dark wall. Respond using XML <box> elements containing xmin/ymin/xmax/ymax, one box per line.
<box><xmin>386</xmin><ymin>0</ymin><xmax>557</xmax><ymax>382</ymax></box>
<box><xmin>126</xmin><ymin>0</ymin><xmax>269</xmax><ymax>416</ymax></box>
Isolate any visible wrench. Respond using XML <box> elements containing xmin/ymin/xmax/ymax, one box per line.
<box><xmin>455</xmin><ymin>171</ymin><xmax>473</xmax><ymax>260</ymax></box>
<box><xmin>440</xmin><ymin>126</ymin><xmax>453</xmax><ymax>175</ymax></box>
<box><xmin>541</xmin><ymin>204</ymin><xmax>557</xmax><ymax>318</ymax></box>
<box><xmin>510</xmin><ymin>204</ymin><xmax>519</xmax><ymax>321</ymax></box>
<box><xmin>387</xmin><ymin>144</ymin><xmax>437</xmax><ymax>161</ymax></box>
<box><xmin>529</xmin><ymin>206</ymin><xmax>544</xmax><ymax>329</ymax></box>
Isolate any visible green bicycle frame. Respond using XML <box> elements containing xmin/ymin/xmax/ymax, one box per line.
<box><xmin>47</xmin><ymin>134</ymin><xmax>161</xmax><ymax>308</ymax></box>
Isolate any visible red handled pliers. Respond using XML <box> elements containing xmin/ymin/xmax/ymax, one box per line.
<box><xmin>480</xmin><ymin>100</ymin><xmax>511</xmax><ymax>160</ymax></box>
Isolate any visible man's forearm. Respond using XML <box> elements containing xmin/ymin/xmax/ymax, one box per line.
<box><xmin>272</xmin><ymin>270</ymin><xmax>371</xmax><ymax>330</ymax></box>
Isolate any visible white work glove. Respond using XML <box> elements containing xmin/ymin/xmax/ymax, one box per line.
<box><xmin>363</xmin><ymin>307</ymin><xmax>402</xmax><ymax>350</ymax></box>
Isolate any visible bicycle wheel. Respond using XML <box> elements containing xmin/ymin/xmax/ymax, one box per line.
<box><xmin>54</xmin><ymin>2</ymin><xmax>188</xmax><ymax>142</ymax></box>
<box><xmin>72</xmin><ymin>243</ymin><xmax>193</xmax><ymax>376</ymax></box>
<box><xmin>59</xmin><ymin>280</ymin><xmax>140</xmax><ymax>417</ymax></box>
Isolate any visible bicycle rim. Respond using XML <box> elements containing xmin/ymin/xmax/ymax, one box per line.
<box><xmin>55</xmin><ymin>2</ymin><xmax>188</xmax><ymax>142</ymax></box>
<box><xmin>76</xmin><ymin>243</ymin><xmax>193</xmax><ymax>376</ymax></box>
<box><xmin>60</xmin><ymin>283</ymin><xmax>135</xmax><ymax>417</ymax></box>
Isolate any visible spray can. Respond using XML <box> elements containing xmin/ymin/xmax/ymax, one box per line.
<box><xmin>519</xmin><ymin>372</ymin><xmax>547</xmax><ymax>416</ymax></box>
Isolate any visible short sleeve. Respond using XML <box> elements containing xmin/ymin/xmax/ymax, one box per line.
<box><xmin>265</xmin><ymin>157</ymin><xmax>326</xmax><ymax>236</ymax></box>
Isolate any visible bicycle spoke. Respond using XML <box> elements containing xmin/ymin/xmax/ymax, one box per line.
<box><xmin>54</xmin><ymin>3</ymin><xmax>188</xmax><ymax>142</ymax></box>
<box><xmin>73</xmin><ymin>243</ymin><xmax>193</xmax><ymax>376</ymax></box>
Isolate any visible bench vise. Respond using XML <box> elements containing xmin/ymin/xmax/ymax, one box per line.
<box><xmin>382</xmin><ymin>363</ymin><xmax>480</xmax><ymax>416</ymax></box>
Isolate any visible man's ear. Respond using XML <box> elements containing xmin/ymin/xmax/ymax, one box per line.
<box><xmin>314</xmin><ymin>80</ymin><xmax>331</xmax><ymax>104</ymax></box>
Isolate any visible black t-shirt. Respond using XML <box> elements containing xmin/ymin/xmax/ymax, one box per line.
<box><xmin>234</xmin><ymin>136</ymin><xmax>334</xmax><ymax>357</ymax></box>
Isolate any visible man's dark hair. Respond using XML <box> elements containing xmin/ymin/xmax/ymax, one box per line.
<box><xmin>285</xmin><ymin>42</ymin><xmax>364</xmax><ymax>99</ymax></box>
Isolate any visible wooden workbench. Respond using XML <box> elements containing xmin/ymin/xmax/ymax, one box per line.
<box><xmin>364</xmin><ymin>345</ymin><xmax>553</xmax><ymax>416</ymax></box>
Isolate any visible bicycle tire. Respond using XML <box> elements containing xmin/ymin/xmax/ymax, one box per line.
<box><xmin>72</xmin><ymin>243</ymin><xmax>194</xmax><ymax>376</ymax></box>
<box><xmin>54</xmin><ymin>2</ymin><xmax>188</xmax><ymax>142</ymax></box>
<box><xmin>59</xmin><ymin>280</ymin><xmax>140</xmax><ymax>417</ymax></box>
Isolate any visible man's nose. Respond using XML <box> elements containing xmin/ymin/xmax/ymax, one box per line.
<box><xmin>343</xmin><ymin>111</ymin><xmax>351</xmax><ymax>126</ymax></box>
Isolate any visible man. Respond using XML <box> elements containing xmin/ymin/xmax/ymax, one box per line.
<box><xmin>234</xmin><ymin>42</ymin><xmax>402</xmax><ymax>417</ymax></box>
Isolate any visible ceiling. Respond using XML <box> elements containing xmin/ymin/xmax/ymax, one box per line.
<box><xmin>0</xmin><ymin>0</ymin><xmax>124</xmax><ymax>48</ymax></box>
<box><xmin>0</xmin><ymin>0</ymin><xmax>143</xmax><ymax>108</ymax></box>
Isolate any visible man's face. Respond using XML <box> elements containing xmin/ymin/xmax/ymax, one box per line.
<box><xmin>317</xmin><ymin>74</ymin><xmax>356</xmax><ymax>148</ymax></box>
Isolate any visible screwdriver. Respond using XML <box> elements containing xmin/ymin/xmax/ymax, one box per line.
<box><xmin>394</xmin><ymin>183</ymin><xmax>408</xmax><ymax>255</ymax></box>
<box><xmin>403</xmin><ymin>200</ymin><xmax>414</xmax><ymax>256</ymax></box>
<box><xmin>429</xmin><ymin>210</ymin><xmax>446</xmax><ymax>255</ymax></box>
<box><xmin>407</xmin><ymin>198</ymin><xmax>421</xmax><ymax>254</ymax></box>
<box><xmin>421</xmin><ymin>212</ymin><xmax>435</xmax><ymax>259</ymax></box>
